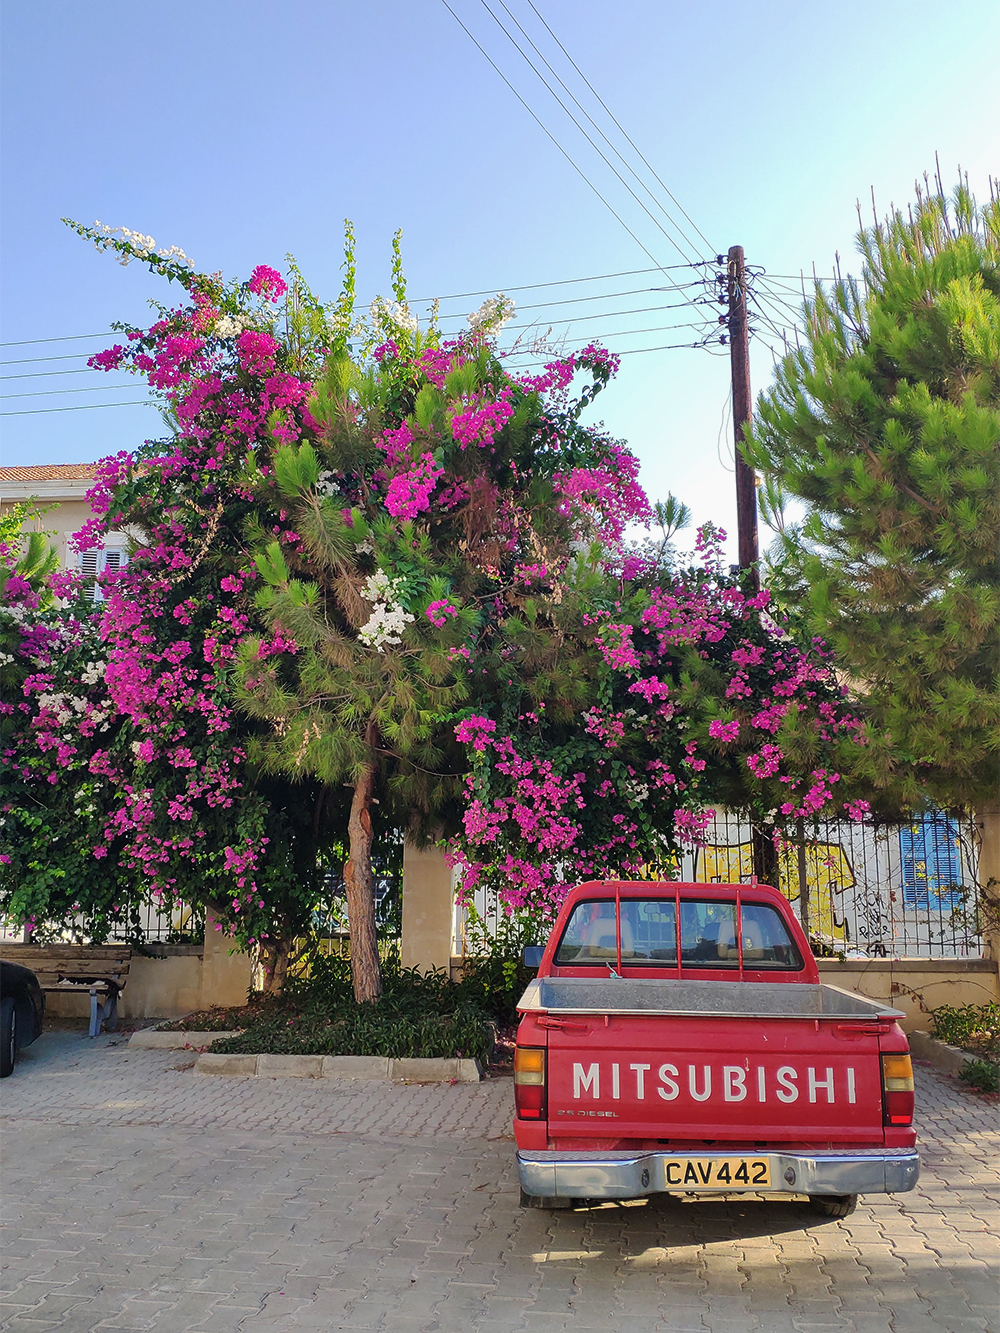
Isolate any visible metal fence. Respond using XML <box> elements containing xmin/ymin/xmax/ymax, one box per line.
<box><xmin>5</xmin><ymin>811</ymin><xmax>983</xmax><ymax>961</ymax></box>
<box><xmin>0</xmin><ymin>899</ymin><xmax>204</xmax><ymax>946</ymax></box>
<box><xmin>454</xmin><ymin>809</ymin><xmax>985</xmax><ymax>961</ymax></box>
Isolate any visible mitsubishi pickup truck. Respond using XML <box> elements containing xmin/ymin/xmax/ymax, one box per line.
<box><xmin>514</xmin><ymin>881</ymin><xmax>918</xmax><ymax>1216</ymax></box>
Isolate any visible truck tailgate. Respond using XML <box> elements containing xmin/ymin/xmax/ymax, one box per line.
<box><xmin>544</xmin><ymin>1013</ymin><xmax>884</xmax><ymax>1142</ymax></box>
<box><xmin>524</xmin><ymin>978</ymin><xmax>902</xmax><ymax>1144</ymax></box>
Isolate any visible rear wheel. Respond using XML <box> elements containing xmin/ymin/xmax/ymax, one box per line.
<box><xmin>519</xmin><ymin>1187</ymin><xmax>573</xmax><ymax>1209</ymax></box>
<box><xmin>808</xmin><ymin>1193</ymin><xmax>857</xmax><ymax>1218</ymax></box>
<box><xmin>0</xmin><ymin>996</ymin><xmax>16</xmax><ymax>1078</ymax></box>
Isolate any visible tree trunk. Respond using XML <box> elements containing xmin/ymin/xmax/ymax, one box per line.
<box><xmin>796</xmin><ymin>818</ymin><xmax>810</xmax><ymax>937</ymax></box>
<box><xmin>751</xmin><ymin>824</ymin><xmax>779</xmax><ymax>889</ymax></box>
<box><xmin>344</xmin><ymin>726</ymin><xmax>382</xmax><ymax>1003</ymax></box>
<box><xmin>257</xmin><ymin>935</ymin><xmax>292</xmax><ymax>994</ymax></box>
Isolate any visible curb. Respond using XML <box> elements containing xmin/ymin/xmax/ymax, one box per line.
<box><xmin>909</xmin><ymin>1029</ymin><xmax>977</xmax><ymax>1075</ymax></box>
<box><xmin>193</xmin><ymin>1053</ymin><xmax>483</xmax><ymax>1082</ymax></box>
<box><xmin>128</xmin><ymin>1029</ymin><xmax>240</xmax><ymax>1049</ymax></box>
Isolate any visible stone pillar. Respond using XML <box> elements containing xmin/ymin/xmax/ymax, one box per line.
<box><xmin>401</xmin><ymin>842</ymin><xmax>454</xmax><ymax>974</ymax></box>
<box><xmin>978</xmin><ymin>801</ymin><xmax>1000</xmax><ymax>962</ymax></box>
<box><xmin>199</xmin><ymin>911</ymin><xmax>255</xmax><ymax>1009</ymax></box>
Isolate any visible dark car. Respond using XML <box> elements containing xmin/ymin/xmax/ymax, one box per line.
<box><xmin>0</xmin><ymin>959</ymin><xmax>45</xmax><ymax>1077</ymax></box>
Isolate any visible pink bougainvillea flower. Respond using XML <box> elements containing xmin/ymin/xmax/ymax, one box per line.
<box><xmin>247</xmin><ymin>265</ymin><xmax>287</xmax><ymax>301</ymax></box>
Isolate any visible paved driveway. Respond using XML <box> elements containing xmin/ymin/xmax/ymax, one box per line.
<box><xmin>1</xmin><ymin>1031</ymin><xmax>997</xmax><ymax>1333</ymax></box>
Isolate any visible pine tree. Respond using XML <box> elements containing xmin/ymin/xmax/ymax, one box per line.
<box><xmin>745</xmin><ymin>176</ymin><xmax>999</xmax><ymax>813</ymax></box>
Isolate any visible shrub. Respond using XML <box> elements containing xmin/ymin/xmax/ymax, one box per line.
<box><xmin>958</xmin><ymin>1059</ymin><xmax>1000</xmax><ymax>1095</ymax></box>
<box><xmin>208</xmin><ymin>952</ymin><xmax>503</xmax><ymax>1061</ymax></box>
<box><xmin>929</xmin><ymin>1003</ymin><xmax>1000</xmax><ymax>1061</ymax></box>
<box><xmin>210</xmin><ymin>1005</ymin><xmax>494</xmax><ymax>1062</ymax></box>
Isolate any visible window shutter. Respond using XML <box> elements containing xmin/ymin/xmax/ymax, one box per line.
<box><xmin>78</xmin><ymin>548</ymin><xmax>126</xmax><ymax>601</ymax></box>
<box><xmin>899</xmin><ymin>815</ymin><xmax>962</xmax><ymax>910</ymax></box>
<box><xmin>78</xmin><ymin>550</ymin><xmax>100</xmax><ymax>600</ymax></box>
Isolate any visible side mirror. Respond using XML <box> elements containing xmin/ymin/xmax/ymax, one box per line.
<box><xmin>521</xmin><ymin>946</ymin><xmax>544</xmax><ymax>969</ymax></box>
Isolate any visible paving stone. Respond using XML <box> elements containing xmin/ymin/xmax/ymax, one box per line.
<box><xmin>1</xmin><ymin>1040</ymin><xmax>997</xmax><ymax>1333</ymax></box>
<box><xmin>1</xmin><ymin>1321</ymin><xmax>70</xmax><ymax>1332</ymax></box>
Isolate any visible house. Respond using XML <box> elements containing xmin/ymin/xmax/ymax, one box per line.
<box><xmin>0</xmin><ymin>464</ymin><xmax>129</xmax><ymax>586</ymax></box>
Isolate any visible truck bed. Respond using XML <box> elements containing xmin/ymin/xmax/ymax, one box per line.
<box><xmin>518</xmin><ymin>976</ymin><xmax>907</xmax><ymax>1021</ymax></box>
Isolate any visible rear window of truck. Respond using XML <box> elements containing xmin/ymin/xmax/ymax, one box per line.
<box><xmin>554</xmin><ymin>899</ymin><xmax>677</xmax><ymax>965</ymax></box>
<box><xmin>553</xmin><ymin>898</ymin><xmax>803</xmax><ymax>970</ymax></box>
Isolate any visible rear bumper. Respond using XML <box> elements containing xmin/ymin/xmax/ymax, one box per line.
<box><xmin>517</xmin><ymin>1147</ymin><xmax>919</xmax><ymax>1199</ymax></box>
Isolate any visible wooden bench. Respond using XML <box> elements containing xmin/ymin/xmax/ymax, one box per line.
<box><xmin>0</xmin><ymin>944</ymin><xmax>132</xmax><ymax>1038</ymax></box>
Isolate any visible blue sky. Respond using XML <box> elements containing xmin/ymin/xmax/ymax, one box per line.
<box><xmin>2</xmin><ymin>0</ymin><xmax>996</xmax><ymax>556</ymax></box>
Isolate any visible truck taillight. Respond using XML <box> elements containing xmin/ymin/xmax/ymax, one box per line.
<box><xmin>514</xmin><ymin>1046</ymin><xmax>546</xmax><ymax>1120</ymax></box>
<box><xmin>881</xmin><ymin>1052</ymin><xmax>914</xmax><ymax>1126</ymax></box>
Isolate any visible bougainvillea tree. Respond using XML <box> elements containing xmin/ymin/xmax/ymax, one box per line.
<box><xmin>3</xmin><ymin>220</ymin><xmax>648</xmax><ymax>1000</ymax></box>
<box><xmin>1</xmin><ymin>226</ymin><xmax>360</xmax><ymax>984</ymax></box>
<box><xmin>230</xmin><ymin>324</ymin><xmax>651</xmax><ymax>1000</ymax></box>
<box><xmin>0</xmin><ymin>529</ymin><xmax>132</xmax><ymax>938</ymax></box>
<box><xmin>234</xmin><ymin>314</ymin><xmax>877</xmax><ymax>983</ymax></box>
<box><xmin>447</xmin><ymin>519</ymin><xmax>876</xmax><ymax>931</ymax></box>
<box><xmin>2</xmin><ymin>217</ymin><xmax>885</xmax><ymax>1000</ymax></box>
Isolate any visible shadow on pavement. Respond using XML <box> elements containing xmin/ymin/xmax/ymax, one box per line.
<box><xmin>535</xmin><ymin>1191</ymin><xmax>844</xmax><ymax>1239</ymax></box>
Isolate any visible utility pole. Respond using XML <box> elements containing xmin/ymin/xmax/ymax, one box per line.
<box><xmin>727</xmin><ymin>245</ymin><xmax>759</xmax><ymax>586</ymax></box>
<box><xmin>727</xmin><ymin>246</ymin><xmax>777</xmax><ymax>887</ymax></box>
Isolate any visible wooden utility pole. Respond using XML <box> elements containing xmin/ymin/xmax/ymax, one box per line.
<box><xmin>728</xmin><ymin>246</ymin><xmax>777</xmax><ymax>886</ymax></box>
<box><xmin>727</xmin><ymin>245</ymin><xmax>759</xmax><ymax>585</ymax></box>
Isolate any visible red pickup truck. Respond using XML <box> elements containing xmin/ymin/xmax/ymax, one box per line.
<box><xmin>514</xmin><ymin>880</ymin><xmax>918</xmax><ymax>1216</ymax></box>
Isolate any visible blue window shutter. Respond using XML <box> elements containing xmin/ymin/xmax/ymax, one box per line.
<box><xmin>900</xmin><ymin>816</ymin><xmax>961</xmax><ymax>910</ymax></box>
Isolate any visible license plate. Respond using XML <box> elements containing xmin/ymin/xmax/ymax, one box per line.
<box><xmin>664</xmin><ymin>1156</ymin><xmax>771</xmax><ymax>1190</ymax></box>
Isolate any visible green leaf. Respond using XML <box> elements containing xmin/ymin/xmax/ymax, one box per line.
<box><xmin>255</xmin><ymin>541</ymin><xmax>290</xmax><ymax>587</ymax></box>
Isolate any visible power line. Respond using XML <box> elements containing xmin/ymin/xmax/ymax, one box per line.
<box><xmin>748</xmin><ymin>306</ymin><xmax>794</xmax><ymax>347</ymax></box>
<box><xmin>4</xmin><ymin>269</ymin><xmax>722</xmax><ymax>356</ymax></box>
<box><xmin>1</xmin><ymin>368</ymin><xmax>121</xmax><ymax>382</ymax></box>
<box><xmin>750</xmin><ymin>287</ymin><xmax>803</xmax><ymax>336</ymax></box>
<box><xmin>754</xmin><ymin>288</ymin><xmax>810</xmax><ymax>318</ymax></box>
<box><xmin>716</xmin><ymin>387</ymin><xmax>734</xmax><ymax>473</ymax></box>
<box><xmin>2</xmin><ymin>332</ymin><xmax>715</xmax><ymax>410</ymax></box>
<box><xmin>753</xmin><ymin>291</ymin><xmax>808</xmax><ymax>330</ymax></box>
<box><xmin>2</xmin><ymin>269</ymin><xmax>825</xmax><ymax>356</ymax></box>
<box><xmin>0</xmin><ymin>332</ymin><xmax>112</xmax><ymax>348</ymax></box>
<box><xmin>524</xmin><ymin>0</ymin><xmax>717</xmax><ymax>258</ymax></box>
<box><xmin>502</xmin><ymin>300</ymin><xmax>713</xmax><ymax>333</ymax></box>
<box><xmin>434</xmin><ymin>282</ymin><xmax>705</xmax><ymax>323</ymax></box>
<box><xmin>754</xmin><ymin>281</ymin><xmax>804</xmax><ymax>313</ymax></box>
<box><xmin>0</xmin><ymin>352</ymin><xmax>95</xmax><ymax>367</ymax></box>
<box><xmin>511</xmin><ymin>340</ymin><xmax>716</xmax><ymax>363</ymax></box>
<box><xmin>407</xmin><ymin>262</ymin><xmax>704</xmax><ymax>305</ymax></box>
<box><xmin>0</xmin><ymin>267</ymin><xmax>713</xmax><ymax>354</ymax></box>
<box><xmin>507</xmin><ymin>320</ymin><xmax>718</xmax><ymax>349</ymax></box>
<box><xmin>438</xmin><ymin>0</ymin><xmax>707</xmax><ymax>318</ymax></box>
<box><xmin>1</xmin><ymin>384</ymin><xmax>144</xmax><ymax>400</ymax></box>
<box><xmin>0</xmin><ymin>400</ymin><xmax>153</xmax><ymax>417</ymax></box>
<box><xmin>1</xmin><ymin>302</ymin><xmax>714</xmax><ymax>382</ymax></box>
<box><xmin>503</xmin><ymin>333</ymin><xmax>718</xmax><ymax>364</ymax></box>
<box><xmin>759</xmin><ymin>273</ymin><xmax>839</xmax><ymax>281</ymax></box>
<box><xmin>756</xmin><ymin>277</ymin><xmax>811</xmax><ymax>298</ymax></box>
<box><xmin>480</xmin><ymin>0</ymin><xmax>706</xmax><ymax>266</ymax></box>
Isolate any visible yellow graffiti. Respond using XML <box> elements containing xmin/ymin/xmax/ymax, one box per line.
<box><xmin>697</xmin><ymin>842</ymin><xmax>854</xmax><ymax>942</ymax></box>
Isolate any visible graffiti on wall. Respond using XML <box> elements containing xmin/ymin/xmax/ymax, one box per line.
<box><xmin>695</xmin><ymin>841</ymin><xmax>855</xmax><ymax>943</ymax></box>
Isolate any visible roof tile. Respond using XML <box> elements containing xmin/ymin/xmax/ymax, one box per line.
<box><xmin>0</xmin><ymin>464</ymin><xmax>97</xmax><ymax>482</ymax></box>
